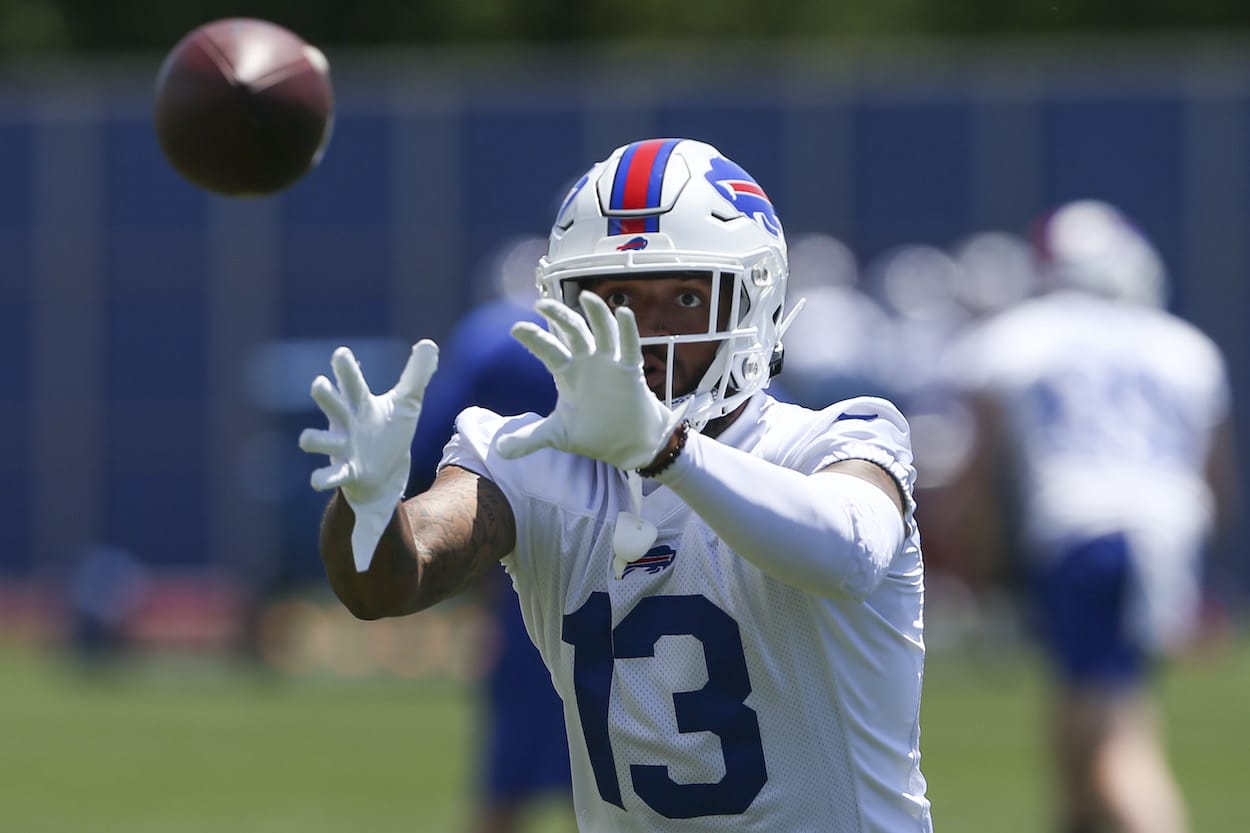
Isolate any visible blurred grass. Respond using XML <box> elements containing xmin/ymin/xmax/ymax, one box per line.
<box><xmin>921</xmin><ymin>632</ymin><xmax>1250</xmax><ymax>833</ymax></box>
<box><xmin>2</xmin><ymin>632</ymin><xmax>1246</xmax><ymax>833</ymax></box>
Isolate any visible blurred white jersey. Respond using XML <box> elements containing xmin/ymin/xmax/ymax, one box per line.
<box><xmin>442</xmin><ymin>392</ymin><xmax>931</xmax><ymax>833</ymax></box>
<box><xmin>948</xmin><ymin>291</ymin><xmax>1231</xmax><ymax>647</ymax></box>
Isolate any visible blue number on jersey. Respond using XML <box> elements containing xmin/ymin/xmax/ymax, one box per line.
<box><xmin>1023</xmin><ymin>366</ymin><xmax>1195</xmax><ymax>462</ymax></box>
<box><xmin>562</xmin><ymin>592</ymin><xmax>767</xmax><ymax>818</ymax></box>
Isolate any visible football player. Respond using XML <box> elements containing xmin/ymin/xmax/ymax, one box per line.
<box><xmin>945</xmin><ymin>200</ymin><xmax>1240</xmax><ymax>833</ymax></box>
<box><xmin>299</xmin><ymin>138</ymin><xmax>933</xmax><ymax>832</ymax></box>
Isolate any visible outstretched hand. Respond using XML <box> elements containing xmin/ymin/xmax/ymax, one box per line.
<box><xmin>299</xmin><ymin>340</ymin><xmax>439</xmax><ymax>571</ymax></box>
<box><xmin>496</xmin><ymin>291</ymin><xmax>685</xmax><ymax>471</ymax></box>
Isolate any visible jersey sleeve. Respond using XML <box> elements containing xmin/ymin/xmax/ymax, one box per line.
<box><xmin>793</xmin><ymin>396</ymin><xmax>919</xmax><ymax>519</ymax></box>
<box><xmin>437</xmin><ymin>406</ymin><xmax>579</xmax><ymax>576</ymax></box>
<box><xmin>438</xmin><ymin>406</ymin><xmax>543</xmax><ymax>476</ymax></box>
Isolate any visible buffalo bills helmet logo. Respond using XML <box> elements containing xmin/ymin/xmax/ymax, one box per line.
<box><xmin>706</xmin><ymin>156</ymin><xmax>782</xmax><ymax>238</ymax></box>
<box><xmin>616</xmin><ymin>236</ymin><xmax>649</xmax><ymax>251</ymax></box>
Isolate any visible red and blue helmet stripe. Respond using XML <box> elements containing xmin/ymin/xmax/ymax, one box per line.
<box><xmin>607</xmin><ymin>138</ymin><xmax>681</xmax><ymax>236</ymax></box>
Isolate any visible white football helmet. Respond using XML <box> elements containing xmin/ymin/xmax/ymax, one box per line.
<box><xmin>1033</xmin><ymin>199</ymin><xmax>1168</xmax><ymax>307</ymax></box>
<box><xmin>537</xmin><ymin>138</ymin><xmax>792</xmax><ymax>430</ymax></box>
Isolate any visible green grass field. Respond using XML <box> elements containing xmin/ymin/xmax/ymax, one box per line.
<box><xmin>3</xmin><ymin>630</ymin><xmax>1246</xmax><ymax>833</ymax></box>
<box><xmin>921</xmin><ymin>636</ymin><xmax>1250</xmax><ymax>833</ymax></box>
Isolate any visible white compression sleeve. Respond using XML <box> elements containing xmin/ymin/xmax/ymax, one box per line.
<box><xmin>656</xmin><ymin>429</ymin><xmax>906</xmax><ymax>600</ymax></box>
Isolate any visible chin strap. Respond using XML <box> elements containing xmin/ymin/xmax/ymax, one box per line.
<box><xmin>668</xmin><ymin>391</ymin><xmax>715</xmax><ymax>434</ymax></box>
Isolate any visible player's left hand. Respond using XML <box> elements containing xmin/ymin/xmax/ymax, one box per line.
<box><xmin>497</xmin><ymin>291</ymin><xmax>686</xmax><ymax>470</ymax></box>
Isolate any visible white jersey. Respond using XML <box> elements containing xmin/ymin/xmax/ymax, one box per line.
<box><xmin>948</xmin><ymin>291</ymin><xmax>1231</xmax><ymax>647</ymax></box>
<box><xmin>441</xmin><ymin>392</ymin><xmax>930</xmax><ymax>833</ymax></box>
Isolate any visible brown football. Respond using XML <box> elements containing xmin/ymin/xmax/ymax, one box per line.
<box><xmin>154</xmin><ymin>18</ymin><xmax>334</xmax><ymax>197</ymax></box>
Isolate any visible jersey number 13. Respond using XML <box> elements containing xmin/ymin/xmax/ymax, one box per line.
<box><xmin>562</xmin><ymin>592</ymin><xmax>768</xmax><ymax>818</ymax></box>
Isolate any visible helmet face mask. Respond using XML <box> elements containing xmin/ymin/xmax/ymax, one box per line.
<box><xmin>537</xmin><ymin>138</ymin><xmax>790</xmax><ymax>430</ymax></box>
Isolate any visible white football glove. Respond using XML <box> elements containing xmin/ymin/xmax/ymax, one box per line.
<box><xmin>496</xmin><ymin>291</ymin><xmax>686</xmax><ymax>470</ymax></box>
<box><xmin>298</xmin><ymin>340</ymin><xmax>439</xmax><ymax>572</ymax></box>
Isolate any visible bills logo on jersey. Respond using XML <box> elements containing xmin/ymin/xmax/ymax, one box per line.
<box><xmin>621</xmin><ymin>544</ymin><xmax>676</xmax><ymax>576</ymax></box>
<box><xmin>706</xmin><ymin>156</ymin><xmax>782</xmax><ymax>238</ymax></box>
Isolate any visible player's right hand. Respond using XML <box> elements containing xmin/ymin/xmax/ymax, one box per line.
<box><xmin>298</xmin><ymin>340</ymin><xmax>439</xmax><ymax>572</ymax></box>
<box><xmin>496</xmin><ymin>291</ymin><xmax>685</xmax><ymax>471</ymax></box>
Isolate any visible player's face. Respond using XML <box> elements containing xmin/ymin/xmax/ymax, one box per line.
<box><xmin>583</xmin><ymin>273</ymin><xmax>732</xmax><ymax>399</ymax></box>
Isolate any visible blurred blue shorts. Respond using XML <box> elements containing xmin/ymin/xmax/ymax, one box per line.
<box><xmin>1030</xmin><ymin>532</ymin><xmax>1148</xmax><ymax>685</ymax></box>
<box><xmin>482</xmin><ymin>581</ymin><xmax>572</xmax><ymax>801</ymax></box>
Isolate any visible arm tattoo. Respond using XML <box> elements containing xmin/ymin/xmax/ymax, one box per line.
<box><xmin>317</xmin><ymin>467</ymin><xmax>516</xmax><ymax>618</ymax></box>
<box><xmin>403</xmin><ymin>466</ymin><xmax>517</xmax><ymax>610</ymax></box>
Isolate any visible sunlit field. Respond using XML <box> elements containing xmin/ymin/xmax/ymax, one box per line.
<box><xmin>3</xmin><ymin>614</ymin><xmax>1245</xmax><ymax>833</ymax></box>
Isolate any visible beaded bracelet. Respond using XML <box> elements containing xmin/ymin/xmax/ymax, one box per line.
<box><xmin>636</xmin><ymin>420</ymin><xmax>691</xmax><ymax>478</ymax></box>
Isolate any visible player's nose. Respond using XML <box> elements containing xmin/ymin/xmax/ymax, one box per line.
<box><xmin>629</xmin><ymin>300</ymin><xmax>672</xmax><ymax>338</ymax></box>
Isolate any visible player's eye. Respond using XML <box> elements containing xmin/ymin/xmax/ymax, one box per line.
<box><xmin>676</xmin><ymin>291</ymin><xmax>704</xmax><ymax>309</ymax></box>
<box><xmin>604</xmin><ymin>291</ymin><xmax>630</xmax><ymax>309</ymax></box>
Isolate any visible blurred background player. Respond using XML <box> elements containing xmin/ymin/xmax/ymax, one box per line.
<box><xmin>949</xmin><ymin>230</ymin><xmax>1040</xmax><ymax>323</ymax></box>
<box><xmin>943</xmin><ymin>200</ymin><xmax>1241</xmax><ymax>833</ymax></box>
<box><xmin>769</xmin><ymin>232</ymin><xmax>900</xmax><ymax>409</ymax></box>
<box><xmin>408</xmin><ymin>238</ymin><xmax>572</xmax><ymax>833</ymax></box>
<box><xmin>863</xmin><ymin>242</ymin><xmax>972</xmax><ymax>406</ymax></box>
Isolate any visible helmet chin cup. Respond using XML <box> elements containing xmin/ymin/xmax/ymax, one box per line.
<box><xmin>670</xmin><ymin>391</ymin><xmax>716</xmax><ymax>433</ymax></box>
<box><xmin>538</xmin><ymin>138</ymin><xmax>792</xmax><ymax>429</ymax></box>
